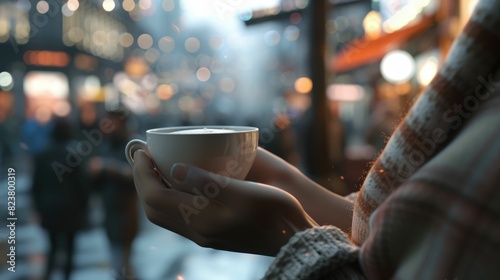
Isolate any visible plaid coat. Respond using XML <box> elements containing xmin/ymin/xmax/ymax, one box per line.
<box><xmin>265</xmin><ymin>0</ymin><xmax>500</xmax><ymax>279</ymax></box>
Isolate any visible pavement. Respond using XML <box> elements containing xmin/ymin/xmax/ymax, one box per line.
<box><xmin>0</xmin><ymin>163</ymin><xmax>273</xmax><ymax>280</ymax></box>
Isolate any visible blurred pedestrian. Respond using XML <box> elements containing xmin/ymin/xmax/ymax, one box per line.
<box><xmin>31</xmin><ymin>117</ymin><xmax>91</xmax><ymax>280</ymax></box>
<box><xmin>87</xmin><ymin>108</ymin><xmax>138</xmax><ymax>278</ymax></box>
<box><xmin>20</xmin><ymin>107</ymin><xmax>54</xmax><ymax>156</ymax></box>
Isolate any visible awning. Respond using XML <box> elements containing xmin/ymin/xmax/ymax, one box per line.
<box><xmin>330</xmin><ymin>16</ymin><xmax>436</xmax><ymax>73</ymax></box>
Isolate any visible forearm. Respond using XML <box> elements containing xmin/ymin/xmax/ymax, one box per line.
<box><xmin>284</xmin><ymin>171</ymin><xmax>353</xmax><ymax>233</ymax></box>
<box><xmin>247</xmin><ymin>148</ymin><xmax>354</xmax><ymax>233</ymax></box>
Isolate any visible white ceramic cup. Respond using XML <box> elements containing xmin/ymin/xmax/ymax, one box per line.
<box><xmin>125</xmin><ymin>126</ymin><xmax>259</xmax><ymax>181</ymax></box>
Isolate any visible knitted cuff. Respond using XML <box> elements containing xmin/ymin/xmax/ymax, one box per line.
<box><xmin>263</xmin><ymin>226</ymin><xmax>364</xmax><ymax>280</ymax></box>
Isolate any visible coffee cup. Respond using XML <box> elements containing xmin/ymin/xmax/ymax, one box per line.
<box><xmin>125</xmin><ymin>126</ymin><xmax>259</xmax><ymax>182</ymax></box>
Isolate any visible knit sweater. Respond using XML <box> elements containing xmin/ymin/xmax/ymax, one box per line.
<box><xmin>265</xmin><ymin>0</ymin><xmax>500</xmax><ymax>278</ymax></box>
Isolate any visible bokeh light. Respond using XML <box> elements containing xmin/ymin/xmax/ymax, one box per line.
<box><xmin>138</xmin><ymin>34</ymin><xmax>153</xmax><ymax>49</ymax></box>
<box><xmin>380</xmin><ymin>50</ymin><xmax>416</xmax><ymax>83</ymax></box>
<box><xmin>0</xmin><ymin>72</ymin><xmax>14</xmax><ymax>91</ymax></box>
<box><xmin>119</xmin><ymin>33</ymin><xmax>134</xmax><ymax>48</ymax></box>
<box><xmin>238</xmin><ymin>9</ymin><xmax>253</xmax><ymax>21</ymax></box>
<box><xmin>0</xmin><ymin>19</ymin><xmax>11</xmax><ymax>43</ymax></box>
<box><xmin>284</xmin><ymin>25</ymin><xmax>300</xmax><ymax>41</ymax></box>
<box><xmin>68</xmin><ymin>27</ymin><xmax>84</xmax><ymax>43</ymax></box>
<box><xmin>123</xmin><ymin>0</ymin><xmax>135</xmax><ymax>12</ymax></box>
<box><xmin>102</xmin><ymin>0</ymin><xmax>115</xmax><ymax>12</ymax></box>
<box><xmin>156</xmin><ymin>84</ymin><xmax>175</xmax><ymax>100</ymax></box>
<box><xmin>363</xmin><ymin>11</ymin><xmax>382</xmax><ymax>39</ymax></box>
<box><xmin>185</xmin><ymin>37</ymin><xmax>200</xmax><ymax>53</ymax></box>
<box><xmin>144</xmin><ymin>48</ymin><xmax>160</xmax><ymax>63</ymax></box>
<box><xmin>294</xmin><ymin>77</ymin><xmax>313</xmax><ymax>94</ymax></box>
<box><xmin>139</xmin><ymin>0</ymin><xmax>152</xmax><ymax>10</ymax></box>
<box><xmin>290</xmin><ymin>12</ymin><xmax>302</xmax><ymax>24</ymax></box>
<box><xmin>162</xmin><ymin>0</ymin><xmax>175</xmax><ymax>12</ymax></box>
<box><xmin>417</xmin><ymin>56</ymin><xmax>438</xmax><ymax>86</ymax></box>
<box><xmin>92</xmin><ymin>30</ymin><xmax>107</xmax><ymax>46</ymax></box>
<box><xmin>61</xmin><ymin>3</ymin><xmax>75</xmax><ymax>17</ymax></box>
<box><xmin>158</xmin><ymin>36</ymin><xmax>175</xmax><ymax>53</ymax></box>
<box><xmin>67</xmin><ymin>0</ymin><xmax>80</xmax><ymax>11</ymax></box>
<box><xmin>295</xmin><ymin>0</ymin><xmax>308</xmax><ymax>9</ymax></box>
<box><xmin>178</xmin><ymin>96</ymin><xmax>195</xmax><ymax>112</ymax></box>
<box><xmin>264</xmin><ymin>30</ymin><xmax>280</xmax><ymax>46</ymax></box>
<box><xmin>36</xmin><ymin>1</ymin><xmax>49</xmax><ymax>14</ymax></box>
<box><xmin>196</xmin><ymin>67</ymin><xmax>211</xmax><ymax>82</ymax></box>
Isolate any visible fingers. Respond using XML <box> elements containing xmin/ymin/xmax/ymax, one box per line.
<box><xmin>169</xmin><ymin>162</ymin><xmax>294</xmax><ymax>209</ymax></box>
<box><xmin>133</xmin><ymin>150</ymin><xmax>236</xmax><ymax>230</ymax></box>
<box><xmin>168</xmin><ymin>163</ymin><xmax>237</xmax><ymax>204</ymax></box>
<box><xmin>133</xmin><ymin>150</ymin><xmax>194</xmax><ymax>218</ymax></box>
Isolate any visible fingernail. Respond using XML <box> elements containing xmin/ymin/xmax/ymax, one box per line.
<box><xmin>170</xmin><ymin>163</ymin><xmax>188</xmax><ymax>183</ymax></box>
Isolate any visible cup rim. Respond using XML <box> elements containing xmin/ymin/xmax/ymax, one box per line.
<box><xmin>146</xmin><ymin>125</ymin><xmax>259</xmax><ymax>135</ymax></box>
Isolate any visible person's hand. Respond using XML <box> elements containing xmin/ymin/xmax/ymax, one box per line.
<box><xmin>245</xmin><ymin>147</ymin><xmax>304</xmax><ymax>192</ymax></box>
<box><xmin>132</xmin><ymin>150</ymin><xmax>316</xmax><ymax>256</ymax></box>
<box><xmin>246</xmin><ymin>148</ymin><xmax>354</xmax><ymax>232</ymax></box>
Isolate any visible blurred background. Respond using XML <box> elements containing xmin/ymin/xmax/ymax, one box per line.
<box><xmin>0</xmin><ymin>0</ymin><xmax>478</xmax><ymax>279</ymax></box>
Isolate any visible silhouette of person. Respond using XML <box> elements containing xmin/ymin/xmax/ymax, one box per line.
<box><xmin>87</xmin><ymin>108</ymin><xmax>137</xmax><ymax>278</ymax></box>
<box><xmin>31</xmin><ymin>117</ymin><xmax>91</xmax><ymax>280</ymax></box>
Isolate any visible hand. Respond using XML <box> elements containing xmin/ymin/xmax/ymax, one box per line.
<box><xmin>246</xmin><ymin>148</ymin><xmax>354</xmax><ymax>232</ymax></box>
<box><xmin>132</xmin><ymin>150</ymin><xmax>316</xmax><ymax>256</ymax></box>
<box><xmin>246</xmin><ymin>147</ymin><xmax>304</xmax><ymax>192</ymax></box>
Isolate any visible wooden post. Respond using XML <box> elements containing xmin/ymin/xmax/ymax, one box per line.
<box><xmin>305</xmin><ymin>0</ymin><xmax>332</xmax><ymax>180</ymax></box>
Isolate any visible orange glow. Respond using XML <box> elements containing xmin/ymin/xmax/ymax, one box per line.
<box><xmin>0</xmin><ymin>91</ymin><xmax>14</xmax><ymax>121</ymax></box>
<box><xmin>156</xmin><ymin>84</ymin><xmax>174</xmax><ymax>100</ymax></box>
<box><xmin>294</xmin><ymin>77</ymin><xmax>312</xmax><ymax>94</ymax></box>
<box><xmin>124</xmin><ymin>57</ymin><xmax>150</xmax><ymax>77</ymax></box>
<box><xmin>23</xmin><ymin>51</ymin><xmax>70</xmax><ymax>68</ymax></box>
<box><xmin>74</xmin><ymin>54</ymin><xmax>99</xmax><ymax>71</ymax></box>
<box><xmin>363</xmin><ymin>11</ymin><xmax>382</xmax><ymax>39</ymax></box>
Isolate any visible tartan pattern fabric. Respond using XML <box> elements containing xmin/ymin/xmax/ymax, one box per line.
<box><xmin>351</xmin><ymin>0</ymin><xmax>500</xmax><ymax>246</ymax></box>
<box><xmin>360</xmin><ymin>97</ymin><xmax>500</xmax><ymax>279</ymax></box>
<box><xmin>266</xmin><ymin>0</ymin><xmax>500</xmax><ymax>278</ymax></box>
